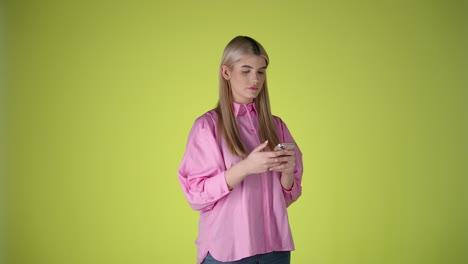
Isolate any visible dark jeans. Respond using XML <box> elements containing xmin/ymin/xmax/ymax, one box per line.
<box><xmin>202</xmin><ymin>251</ymin><xmax>291</xmax><ymax>264</ymax></box>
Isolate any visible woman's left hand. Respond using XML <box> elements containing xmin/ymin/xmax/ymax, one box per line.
<box><xmin>269</xmin><ymin>152</ymin><xmax>295</xmax><ymax>174</ymax></box>
<box><xmin>268</xmin><ymin>151</ymin><xmax>295</xmax><ymax>190</ymax></box>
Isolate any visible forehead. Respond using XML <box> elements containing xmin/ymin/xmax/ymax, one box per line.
<box><xmin>234</xmin><ymin>55</ymin><xmax>267</xmax><ymax>69</ymax></box>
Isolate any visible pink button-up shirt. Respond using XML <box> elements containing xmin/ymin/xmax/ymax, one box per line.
<box><xmin>178</xmin><ymin>103</ymin><xmax>303</xmax><ymax>263</ymax></box>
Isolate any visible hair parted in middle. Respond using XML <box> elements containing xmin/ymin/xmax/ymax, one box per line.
<box><xmin>216</xmin><ymin>36</ymin><xmax>280</xmax><ymax>157</ymax></box>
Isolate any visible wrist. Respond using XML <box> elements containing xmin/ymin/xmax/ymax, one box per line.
<box><xmin>281</xmin><ymin>173</ymin><xmax>294</xmax><ymax>190</ymax></box>
<box><xmin>236</xmin><ymin>159</ymin><xmax>250</xmax><ymax>178</ymax></box>
<box><xmin>225</xmin><ymin>159</ymin><xmax>249</xmax><ymax>190</ymax></box>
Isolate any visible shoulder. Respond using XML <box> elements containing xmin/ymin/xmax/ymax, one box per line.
<box><xmin>190</xmin><ymin>109</ymin><xmax>219</xmax><ymax>135</ymax></box>
<box><xmin>194</xmin><ymin>109</ymin><xmax>218</xmax><ymax>126</ymax></box>
<box><xmin>272</xmin><ymin>115</ymin><xmax>293</xmax><ymax>141</ymax></box>
<box><xmin>272</xmin><ymin>115</ymin><xmax>286</xmax><ymax>127</ymax></box>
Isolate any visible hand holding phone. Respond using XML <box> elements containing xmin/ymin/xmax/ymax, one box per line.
<box><xmin>272</xmin><ymin>143</ymin><xmax>296</xmax><ymax>173</ymax></box>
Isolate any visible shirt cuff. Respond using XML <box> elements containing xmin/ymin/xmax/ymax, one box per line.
<box><xmin>205</xmin><ymin>171</ymin><xmax>230</xmax><ymax>198</ymax></box>
<box><xmin>282</xmin><ymin>180</ymin><xmax>301</xmax><ymax>202</ymax></box>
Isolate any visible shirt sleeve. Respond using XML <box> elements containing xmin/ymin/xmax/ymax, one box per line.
<box><xmin>178</xmin><ymin>115</ymin><xmax>230</xmax><ymax>212</ymax></box>
<box><xmin>276</xmin><ymin>117</ymin><xmax>303</xmax><ymax>207</ymax></box>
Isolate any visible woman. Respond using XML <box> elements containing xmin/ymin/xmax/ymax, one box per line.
<box><xmin>178</xmin><ymin>36</ymin><xmax>303</xmax><ymax>264</ymax></box>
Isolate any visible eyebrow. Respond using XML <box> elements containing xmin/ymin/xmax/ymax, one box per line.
<box><xmin>241</xmin><ymin>65</ymin><xmax>267</xmax><ymax>69</ymax></box>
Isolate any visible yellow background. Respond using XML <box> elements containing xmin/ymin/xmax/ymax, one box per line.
<box><xmin>3</xmin><ymin>0</ymin><xmax>467</xmax><ymax>263</ymax></box>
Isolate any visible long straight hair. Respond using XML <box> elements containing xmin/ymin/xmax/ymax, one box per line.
<box><xmin>216</xmin><ymin>36</ymin><xmax>280</xmax><ymax>157</ymax></box>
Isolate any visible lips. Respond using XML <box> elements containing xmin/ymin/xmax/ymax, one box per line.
<box><xmin>249</xmin><ymin>86</ymin><xmax>258</xmax><ymax>90</ymax></box>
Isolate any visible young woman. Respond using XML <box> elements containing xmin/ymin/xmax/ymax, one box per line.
<box><xmin>178</xmin><ymin>36</ymin><xmax>303</xmax><ymax>264</ymax></box>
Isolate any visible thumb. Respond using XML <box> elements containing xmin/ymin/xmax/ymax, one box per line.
<box><xmin>252</xmin><ymin>140</ymin><xmax>269</xmax><ymax>153</ymax></box>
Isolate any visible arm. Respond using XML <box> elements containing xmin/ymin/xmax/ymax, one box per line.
<box><xmin>178</xmin><ymin>116</ymin><xmax>230</xmax><ymax>212</ymax></box>
<box><xmin>273</xmin><ymin>117</ymin><xmax>303</xmax><ymax>207</ymax></box>
<box><xmin>178</xmin><ymin>116</ymin><xmax>291</xmax><ymax>211</ymax></box>
<box><xmin>225</xmin><ymin>140</ymin><xmax>282</xmax><ymax>190</ymax></box>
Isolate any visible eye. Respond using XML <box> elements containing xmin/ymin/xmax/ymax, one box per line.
<box><xmin>242</xmin><ymin>71</ymin><xmax>250</xmax><ymax>74</ymax></box>
<box><xmin>258</xmin><ymin>71</ymin><xmax>265</xmax><ymax>75</ymax></box>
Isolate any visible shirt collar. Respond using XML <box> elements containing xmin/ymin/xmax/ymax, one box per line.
<box><xmin>232</xmin><ymin>102</ymin><xmax>258</xmax><ymax>117</ymax></box>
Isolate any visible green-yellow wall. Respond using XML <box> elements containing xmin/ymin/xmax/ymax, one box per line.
<box><xmin>3</xmin><ymin>0</ymin><xmax>467</xmax><ymax>263</ymax></box>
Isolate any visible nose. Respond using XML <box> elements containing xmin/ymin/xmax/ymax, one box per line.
<box><xmin>251</xmin><ymin>79</ymin><xmax>258</xmax><ymax>86</ymax></box>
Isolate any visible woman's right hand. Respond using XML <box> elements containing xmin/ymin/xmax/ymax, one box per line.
<box><xmin>242</xmin><ymin>140</ymin><xmax>294</xmax><ymax>175</ymax></box>
<box><xmin>225</xmin><ymin>140</ymin><xmax>294</xmax><ymax>190</ymax></box>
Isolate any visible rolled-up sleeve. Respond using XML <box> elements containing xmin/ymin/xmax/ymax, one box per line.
<box><xmin>276</xmin><ymin>117</ymin><xmax>303</xmax><ymax>207</ymax></box>
<box><xmin>178</xmin><ymin>115</ymin><xmax>230</xmax><ymax>212</ymax></box>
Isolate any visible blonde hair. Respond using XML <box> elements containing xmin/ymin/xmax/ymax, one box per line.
<box><xmin>216</xmin><ymin>36</ymin><xmax>280</xmax><ymax>157</ymax></box>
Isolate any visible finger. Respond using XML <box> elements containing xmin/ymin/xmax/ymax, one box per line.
<box><xmin>270</xmin><ymin>163</ymin><xmax>295</xmax><ymax>172</ymax></box>
<box><xmin>275</xmin><ymin>156</ymin><xmax>295</xmax><ymax>163</ymax></box>
<box><xmin>268</xmin><ymin>159</ymin><xmax>281</xmax><ymax>168</ymax></box>
<box><xmin>269</xmin><ymin>164</ymin><xmax>288</xmax><ymax>171</ymax></box>
<box><xmin>252</xmin><ymin>140</ymin><xmax>269</xmax><ymax>153</ymax></box>
<box><xmin>273</xmin><ymin>158</ymin><xmax>295</xmax><ymax>167</ymax></box>
<box><xmin>265</xmin><ymin>151</ymin><xmax>282</xmax><ymax>158</ymax></box>
<box><xmin>271</xmin><ymin>158</ymin><xmax>293</xmax><ymax>167</ymax></box>
<box><xmin>268</xmin><ymin>158</ymin><xmax>287</xmax><ymax>169</ymax></box>
<box><xmin>273</xmin><ymin>150</ymin><xmax>295</xmax><ymax>157</ymax></box>
<box><xmin>267</xmin><ymin>156</ymin><xmax>294</xmax><ymax>167</ymax></box>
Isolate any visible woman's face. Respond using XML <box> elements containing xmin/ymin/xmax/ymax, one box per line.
<box><xmin>222</xmin><ymin>55</ymin><xmax>267</xmax><ymax>104</ymax></box>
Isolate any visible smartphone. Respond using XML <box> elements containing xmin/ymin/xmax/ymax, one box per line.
<box><xmin>274</xmin><ymin>143</ymin><xmax>296</xmax><ymax>151</ymax></box>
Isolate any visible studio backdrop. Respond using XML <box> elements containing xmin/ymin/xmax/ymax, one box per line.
<box><xmin>3</xmin><ymin>0</ymin><xmax>467</xmax><ymax>263</ymax></box>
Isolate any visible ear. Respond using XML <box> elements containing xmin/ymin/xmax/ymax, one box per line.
<box><xmin>221</xmin><ymin>64</ymin><xmax>231</xmax><ymax>80</ymax></box>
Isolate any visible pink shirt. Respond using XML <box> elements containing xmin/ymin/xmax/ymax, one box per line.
<box><xmin>178</xmin><ymin>103</ymin><xmax>303</xmax><ymax>264</ymax></box>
